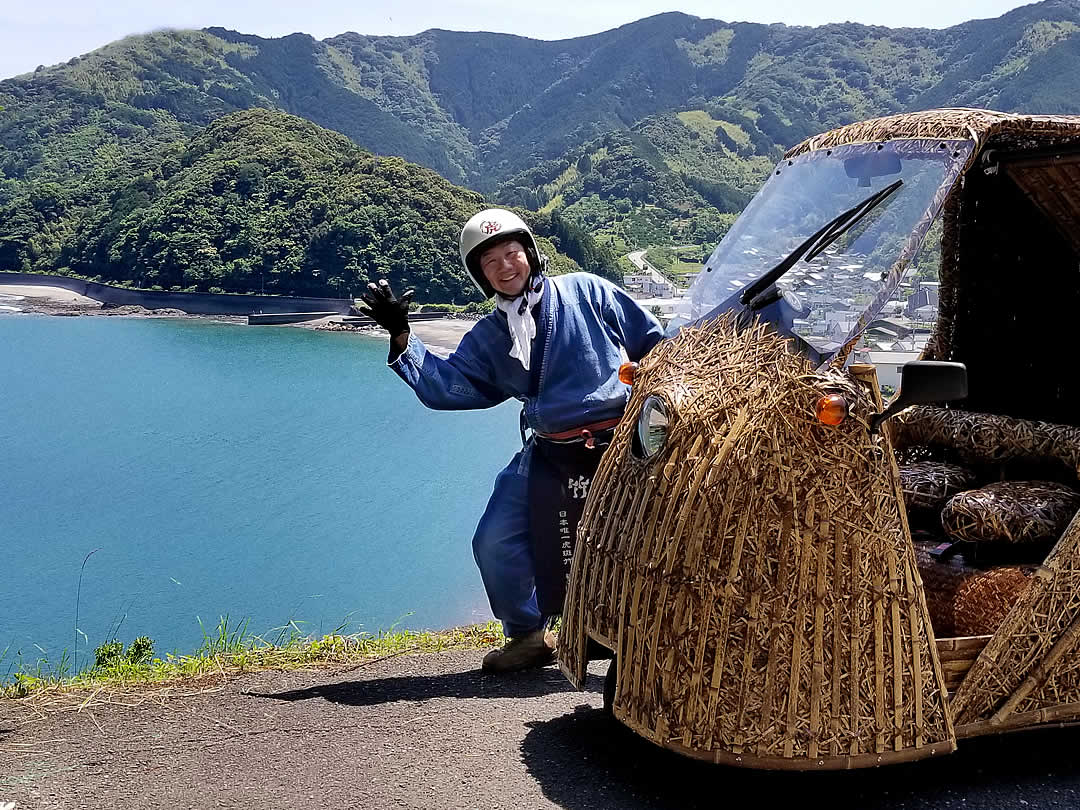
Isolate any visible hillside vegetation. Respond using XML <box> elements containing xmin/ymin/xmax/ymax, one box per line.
<box><xmin>0</xmin><ymin>107</ymin><xmax>613</xmax><ymax>300</ymax></box>
<box><xmin>3</xmin><ymin>1</ymin><xmax>1080</xmax><ymax>291</ymax></box>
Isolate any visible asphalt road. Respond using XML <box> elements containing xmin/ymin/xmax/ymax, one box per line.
<box><xmin>2</xmin><ymin>650</ymin><xmax>1079</xmax><ymax>809</ymax></box>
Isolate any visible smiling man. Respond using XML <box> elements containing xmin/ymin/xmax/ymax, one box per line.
<box><xmin>360</xmin><ymin>208</ymin><xmax>664</xmax><ymax>672</ymax></box>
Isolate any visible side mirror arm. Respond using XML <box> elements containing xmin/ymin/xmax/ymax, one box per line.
<box><xmin>870</xmin><ymin>401</ymin><xmax>908</xmax><ymax>433</ymax></box>
<box><xmin>869</xmin><ymin>361</ymin><xmax>968</xmax><ymax>433</ymax></box>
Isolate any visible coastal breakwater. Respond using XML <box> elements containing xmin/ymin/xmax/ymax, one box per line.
<box><xmin>0</xmin><ymin>272</ymin><xmax>354</xmax><ymax>316</ymax></box>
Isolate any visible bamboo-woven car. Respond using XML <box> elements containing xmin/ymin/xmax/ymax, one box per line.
<box><xmin>558</xmin><ymin>109</ymin><xmax>1080</xmax><ymax>769</ymax></box>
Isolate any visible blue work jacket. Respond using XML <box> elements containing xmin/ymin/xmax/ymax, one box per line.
<box><xmin>389</xmin><ymin>273</ymin><xmax>665</xmax><ymax>435</ymax></box>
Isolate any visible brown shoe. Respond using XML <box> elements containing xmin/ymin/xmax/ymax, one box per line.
<box><xmin>481</xmin><ymin>629</ymin><xmax>556</xmax><ymax>673</ymax></box>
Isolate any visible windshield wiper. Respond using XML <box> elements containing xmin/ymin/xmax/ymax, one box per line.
<box><xmin>739</xmin><ymin>177</ymin><xmax>904</xmax><ymax>310</ymax></box>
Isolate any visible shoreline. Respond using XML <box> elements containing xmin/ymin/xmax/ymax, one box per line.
<box><xmin>0</xmin><ymin>283</ymin><xmax>246</xmax><ymax>324</ymax></box>
<box><xmin>1</xmin><ymin>621</ymin><xmax>506</xmax><ymax>697</ymax></box>
<box><xmin>0</xmin><ymin>283</ymin><xmax>472</xmax><ymax>354</ymax></box>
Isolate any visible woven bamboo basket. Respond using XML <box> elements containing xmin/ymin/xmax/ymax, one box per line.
<box><xmin>954</xmin><ymin>567</ymin><xmax>1033</xmax><ymax>637</ymax></box>
<box><xmin>559</xmin><ymin>316</ymin><xmax>954</xmax><ymax>769</ymax></box>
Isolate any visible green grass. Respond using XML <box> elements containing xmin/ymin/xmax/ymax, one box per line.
<box><xmin>676</xmin><ymin>109</ymin><xmax>720</xmax><ymax>135</ymax></box>
<box><xmin>670</xmin><ymin>245</ymin><xmax>705</xmax><ymax>278</ymax></box>
<box><xmin>716</xmin><ymin>120</ymin><xmax>751</xmax><ymax>147</ymax></box>
<box><xmin>644</xmin><ymin>244</ymin><xmax>704</xmax><ymax>284</ymax></box>
<box><xmin>675</xmin><ymin>29</ymin><xmax>736</xmax><ymax>67</ymax></box>
<box><xmin>0</xmin><ymin>617</ymin><xmax>505</xmax><ymax>701</ymax></box>
<box><xmin>539</xmin><ymin>192</ymin><xmax>565</xmax><ymax>214</ymax></box>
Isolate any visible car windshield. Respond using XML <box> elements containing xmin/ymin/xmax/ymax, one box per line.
<box><xmin>669</xmin><ymin>138</ymin><xmax>974</xmax><ymax>363</ymax></box>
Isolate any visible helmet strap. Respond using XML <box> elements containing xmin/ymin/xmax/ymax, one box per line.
<box><xmin>523</xmin><ymin>256</ymin><xmax>546</xmax><ymax>312</ymax></box>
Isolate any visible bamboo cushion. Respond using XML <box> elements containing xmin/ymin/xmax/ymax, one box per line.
<box><xmin>913</xmin><ymin>540</ymin><xmax>970</xmax><ymax>637</ymax></box>
<box><xmin>954</xmin><ymin>567</ymin><xmax>1033</xmax><ymax>637</ymax></box>
<box><xmin>941</xmin><ymin>481</ymin><xmax>1080</xmax><ymax>545</ymax></box>
<box><xmin>899</xmin><ymin>461</ymin><xmax>978</xmax><ymax>514</ymax></box>
<box><xmin>913</xmin><ymin>541</ymin><xmax>1032</xmax><ymax>637</ymax></box>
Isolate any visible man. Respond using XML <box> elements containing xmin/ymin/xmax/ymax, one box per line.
<box><xmin>360</xmin><ymin>208</ymin><xmax>664</xmax><ymax>672</ymax></box>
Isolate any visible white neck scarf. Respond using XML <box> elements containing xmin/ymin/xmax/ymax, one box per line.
<box><xmin>495</xmin><ymin>278</ymin><xmax>543</xmax><ymax>371</ymax></box>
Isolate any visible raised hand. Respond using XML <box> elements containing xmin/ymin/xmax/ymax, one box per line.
<box><xmin>358</xmin><ymin>279</ymin><xmax>414</xmax><ymax>340</ymax></box>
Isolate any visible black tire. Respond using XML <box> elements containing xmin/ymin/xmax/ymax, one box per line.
<box><xmin>585</xmin><ymin>637</ymin><xmax>615</xmax><ymax>660</ymax></box>
<box><xmin>603</xmin><ymin>658</ymin><xmax>617</xmax><ymax>715</ymax></box>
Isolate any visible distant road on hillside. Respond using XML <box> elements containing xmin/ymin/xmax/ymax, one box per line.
<box><xmin>626</xmin><ymin>250</ymin><xmax>669</xmax><ymax>280</ymax></box>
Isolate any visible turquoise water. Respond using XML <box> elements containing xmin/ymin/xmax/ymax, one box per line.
<box><xmin>0</xmin><ymin>315</ymin><xmax>521</xmax><ymax>672</ymax></box>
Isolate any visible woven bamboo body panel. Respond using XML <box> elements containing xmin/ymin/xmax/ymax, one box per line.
<box><xmin>786</xmin><ymin>109</ymin><xmax>1080</xmax><ymax>162</ymax></box>
<box><xmin>922</xmin><ymin>130</ymin><xmax>1080</xmax><ymax>425</ymax></box>
<box><xmin>951</xmin><ymin>509</ymin><xmax>1080</xmax><ymax>735</ymax></box>
<box><xmin>558</xmin><ymin>317</ymin><xmax>954</xmax><ymax>768</ymax></box>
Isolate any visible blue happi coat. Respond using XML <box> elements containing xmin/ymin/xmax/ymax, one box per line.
<box><xmin>389</xmin><ymin>271</ymin><xmax>664</xmax><ymax>637</ymax></box>
<box><xmin>390</xmin><ymin>272</ymin><xmax>664</xmax><ymax>434</ymax></box>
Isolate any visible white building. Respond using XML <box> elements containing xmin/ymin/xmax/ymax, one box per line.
<box><xmin>858</xmin><ymin>349</ymin><xmax>923</xmax><ymax>392</ymax></box>
<box><xmin>634</xmin><ymin>297</ymin><xmax>680</xmax><ymax>317</ymax></box>
<box><xmin>624</xmin><ymin>273</ymin><xmax>677</xmax><ymax>299</ymax></box>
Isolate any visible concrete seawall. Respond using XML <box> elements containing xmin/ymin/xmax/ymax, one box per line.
<box><xmin>0</xmin><ymin>272</ymin><xmax>354</xmax><ymax>316</ymax></box>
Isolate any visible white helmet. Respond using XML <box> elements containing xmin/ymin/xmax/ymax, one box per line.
<box><xmin>459</xmin><ymin>208</ymin><xmax>542</xmax><ymax>298</ymax></box>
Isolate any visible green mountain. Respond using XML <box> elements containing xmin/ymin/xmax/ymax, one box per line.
<box><xmin>4</xmin><ymin>1</ymin><xmax>1080</xmax><ymax>288</ymax></box>
<box><xmin>495</xmin><ymin>113</ymin><xmax>761</xmax><ymax>256</ymax></box>
<box><xmin>0</xmin><ymin>107</ymin><xmax>611</xmax><ymax>300</ymax></box>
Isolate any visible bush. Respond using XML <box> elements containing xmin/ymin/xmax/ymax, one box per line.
<box><xmin>93</xmin><ymin>641</ymin><xmax>124</xmax><ymax>668</ymax></box>
<box><xmin>463</xmin><ymin>299</ymin><xmax>495</xmax><ymax>315</ymax></box>
<box><xmin>126</xmin><ymin>636</ymin><xmax>155</xmax><ymax>665</ymax></box>
<box><xmin>93</xmin><ymin>636</ymin><xmax>156</xmax><ymax>669</ymax></box>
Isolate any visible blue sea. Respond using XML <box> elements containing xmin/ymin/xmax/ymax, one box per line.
<box><xmin>0</xmin><ymin>313</ymin><xmax>521</xmax><ymax>674</ymax></box>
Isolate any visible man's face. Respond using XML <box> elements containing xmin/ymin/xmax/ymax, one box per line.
<box><xmin>480</xmin><ymin>238</ymin><xmax>531</xmax><ymax>298</ymax></box>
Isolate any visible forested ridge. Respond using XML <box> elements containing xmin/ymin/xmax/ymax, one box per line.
<box><xmin>3</xmin><ymin>1</ymin><xmax>1080</xmax><ymax>295</ymax></box>
<box><xmin>0</xmin><ymin>105</ymin><xmax>614</xmax><ymax>300</ymax></box>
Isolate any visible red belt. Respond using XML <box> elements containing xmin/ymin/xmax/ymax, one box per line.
<box><xmin>536</xmin><ymin>417</ymin><xmax>622</xmax><ymax>449</ymax></box>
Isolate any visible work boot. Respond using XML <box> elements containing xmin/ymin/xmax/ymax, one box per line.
<box><xmin>482</xmin><ymin>629</ymin><xmax>556</xmax><ymax>673</ymax></box>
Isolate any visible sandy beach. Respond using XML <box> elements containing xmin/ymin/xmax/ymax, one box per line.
<box><xmin>0</xmin><ymin>283</ymin><xmax>240</xmax><ymax>322</ymax></box>
<box><xmin>0</xmin><ymin>283</ymin><xmax>99</xmax><ymax>303</ymax></box>
<box><xmin>0</xmin><ymin>283</ymin><xmax>470</xmax><ymax>354</ymax></box>
<box><xmin>386</xmin><ymin>318</ymin><xmax>472</xmax><ymax>356</ymax></box>
<box><xmin>305</xmin><ymin>313</ymin><xmax>471</xmax><ymax>356</ymax></box>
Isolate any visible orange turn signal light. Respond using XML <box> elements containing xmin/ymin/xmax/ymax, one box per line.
<box><xmin>815</xmin><ymin>394</ymin><xmax>848</xmax><ymax>426</ymax></box>
<box><xmin>619</xmin><ymin>362</ymin><xmax>639</xmax><ymax>385</ymax></box>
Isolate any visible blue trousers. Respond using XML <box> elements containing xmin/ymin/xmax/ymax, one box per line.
<box><xmin>472</xmin><ymin>445</ymin><xmax>544</xmax><ymax>638</ymax></box>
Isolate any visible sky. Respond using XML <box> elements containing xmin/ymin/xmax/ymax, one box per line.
<box><xmin>1</xmin><ymin>0</ymin><xmax>1036</xmax><ymax>80</ymax></box>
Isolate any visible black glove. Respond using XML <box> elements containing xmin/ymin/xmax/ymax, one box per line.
<box><xmin>358</xmin><ymin>279</ymin><xmax>413</xmax><ymax>341</ymax></box>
